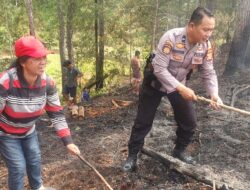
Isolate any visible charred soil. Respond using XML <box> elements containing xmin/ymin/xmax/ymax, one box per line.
<box><xmin>0</xmin><ymin>72</ymin><xmax>250</xmax><ymax>190</ymax></box>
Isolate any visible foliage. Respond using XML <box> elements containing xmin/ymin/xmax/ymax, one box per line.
<box><xmin>0</xmin><ymin>0</ymin><xmax>243</xmax><ymax>93</ymax></box>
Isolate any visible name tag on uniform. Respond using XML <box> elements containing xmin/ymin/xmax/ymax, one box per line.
<box><xmin>192</xmin><ymin>44</ymin><xmax>204</xmax><ymax>65</ymax></box>
<box><xmin>192</xmin><ymin>56</ymin><xmax>203</xmax><ymax>65</ymax></box>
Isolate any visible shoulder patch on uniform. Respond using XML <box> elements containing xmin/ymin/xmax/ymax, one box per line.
<box><xmin>162</xmin><ymin>41</ymin><xmax>173</xmax><ymax>55</ymax></box>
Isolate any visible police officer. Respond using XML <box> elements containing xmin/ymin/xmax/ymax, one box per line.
<box><xmin>123</xmin><ymin>7</ymin><xmax>223</xmax><ymax>171</ymax></box>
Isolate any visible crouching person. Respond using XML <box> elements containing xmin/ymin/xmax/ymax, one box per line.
<box><xmin>123</xmin><ymin>7</ymin><xmax>223</xmax><ymax>172</ymax></box>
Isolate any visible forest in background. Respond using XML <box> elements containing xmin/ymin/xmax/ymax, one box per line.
<box><xmin>0</xmin><ymin>0</ymin><xmax>249</xmax><ymax>96</ymax></box>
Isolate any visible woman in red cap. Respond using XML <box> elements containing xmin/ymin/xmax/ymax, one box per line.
<box><xmin>0</xmin><ymin>36</ymin><xmax>80</xmax><ymax>190</ymax></box>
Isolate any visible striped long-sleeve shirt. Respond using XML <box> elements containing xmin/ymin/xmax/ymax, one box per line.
<box><xmin>0</xmin><ymin>67</ymin><xmax>73</xmax><ymax>146</ymax></box>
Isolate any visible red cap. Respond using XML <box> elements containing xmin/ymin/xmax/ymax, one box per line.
<box><xmin>15</xmin><ymin>36</ymin><xmax>49</xmax><ymax>58</ymax></box>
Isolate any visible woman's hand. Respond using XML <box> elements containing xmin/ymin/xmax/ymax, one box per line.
<box><xmin>66</xmin><ymin>143</ymin><xmax>81</xmax><ymax>155</ymax></box>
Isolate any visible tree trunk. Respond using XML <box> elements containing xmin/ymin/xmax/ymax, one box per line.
<box><xmin>224</xmin><ymin>0</ymin><xmax>250</xmax><ymax>75</ymax></box>
<box><xmin>57</xmin><ymin>0</ymin><xmax>66</xmax><ymax>90</ymax></box>
<box><xmin>95</xmin><ymin>0</ymin><xmax>99</xmax><ymax>88</ymax></box>
<box><xmin>151</xmin><ymin>0</ymin><xmax>159</xmax><ymax>51</ymax></box>
<box><xmin>141</xmin><ymin>147</ymin><xmax>245</xmax><ymax>190</ymax></box>
<box><xmin>3</xmin><ymin>1</ymin><xmax>14</xmax><ymax>58</ymax></box>
<box><xmin>96</xmin><ymin>0</ymin><xmax>104</xmax><ymax>90</ymax></box>
<box><xmin>197</xmin><ymin>0</ymin><xmax>202</xmax><ymax>6</ymax></box>
<box><xmin>66</xmin><ymin>0</ymin><xmax>76</xmax><ymax>63</ymax></box>
<box><xmin>244</xmin><ymin>38</ymin><xmax>250</xmax><ymax>67</ymax></box>
<box><xmin>177</xmin><ymin>0</ymin><xmax>181</xmax><ymax>27</ymax></box>
<box><xmin>205</xmin><ymin>0</ymin><xmax>216</xmax><ymax>11</ymax></box>
<box><xmin>185</xmin><ymin>1</ymin><xmax>190</xmax><ymax>22</ymax></box>
<box><xmin>24</xmin><ymin>0</ymin><xmax>35</xmax><ymax>36</ymax></box>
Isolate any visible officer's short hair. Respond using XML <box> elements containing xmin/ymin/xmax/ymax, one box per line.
<box><xmin>189</xmin><ymin>7</ymin><xmax>214</xmax><ymax>25</ymax></box>
<box><xmin>135</xmin><ymin>50</ymin><xmax>140</xmax><ymax>56</ymax></box>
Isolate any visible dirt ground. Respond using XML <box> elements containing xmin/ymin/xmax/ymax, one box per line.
<box><xmin>0</xmin><ymin>64</ymin><xmax>250</xmax><ymax>189</ymax></box>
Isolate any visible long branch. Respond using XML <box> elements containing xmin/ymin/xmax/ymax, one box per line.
<box><xmin>197</xmin><ymin>95</ymin><xmax>250</xmax><ymax>116</ymax></box>
<box><xmin>77</xmin><ymin>154</ymin><xmax>113</xmax><ymax>190</ymax></box>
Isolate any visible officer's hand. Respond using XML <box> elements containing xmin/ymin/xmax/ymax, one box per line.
<box><xmin>177</xmin><ymin>84</ymin><xmax>197</xmax><ymax>101</ymax></box>
<box><xmin>210</xmin><ymin>95</ymin><xmax>223</xmax><ymax>110</ymax></box>
<box><xmin>66</xmin><ymin>143</ymin><xmax>80</xmax><ymax>155</ymax></box>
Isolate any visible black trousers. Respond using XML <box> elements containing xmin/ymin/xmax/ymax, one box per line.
<box><xmin>128</xmin><ymin>83</ymin><xmax>197</xmax><ymax>156</ymax></box>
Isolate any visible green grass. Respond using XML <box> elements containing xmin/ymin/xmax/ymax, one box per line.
<box><xmin>46</xmin><ymin>54</ymin><xmax>62</xmax><ymax>91</ymax></box>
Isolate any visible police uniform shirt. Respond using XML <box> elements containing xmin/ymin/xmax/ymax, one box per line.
<box><xmin>152</xmin><ymin>27</ymin><xmax>218</xmax><ymax>96</ymax></box>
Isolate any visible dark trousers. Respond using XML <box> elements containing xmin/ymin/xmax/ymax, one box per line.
<box><xmin>63</xmin><ymin>86</ymin><xmax>77</xmax><ymax>98</ymax></box>
<box><xmin>128</xmin><ymin>84</ymin><xmax>197</xmax><ymax>156</ymax></box>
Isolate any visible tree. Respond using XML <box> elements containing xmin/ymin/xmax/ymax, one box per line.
<box><xmin>95</xmin><ymin>0</ymin><xmax>104</xmax><ymax>90</ymax></box>
<box><xmin>224</xmin><ymin>0</ymin><xmax>250</xmax><ymax>75</ymax></box>
<box><xmin>95</xmin><ymin>0</ymin><xmax>99</xmax><ymax>88</ymax></box>
<box><xmin>57</xmin><ymin>0</ymin><xmax>66</xmax><ymax>90</ymax></box>
<box><xmin>24</xmin><ymin>0</ymin><xmax>35</xmax><ymax>36</ymax></box>
<box><xmin>66</xmin><ymin>0</ymin><xmax>76</xmax><ymax>63</ymax></box>
<box><xmin>151</xmin><ymin>0</ymin><xmax>159</xmax><ymax>50</ymax></box>
<box><xmin>0</xmin><ymin>0</ymin><xmax>242</xmax><ymax>87</ymax></box>
<box><xmin>205</xmin><ymin>0</ymin><xmax>216</xmax><ymax>11</ymax></box>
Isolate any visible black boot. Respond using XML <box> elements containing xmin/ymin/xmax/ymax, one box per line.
<box><xmin>122</xmin><ymin>154</ymin><xmax>137</xmax><ymax>172</ymax></box>
<box><xmin>172</xmin><ymin>146</ymin><xmax>196</xmax><ymax>165</ymax></box>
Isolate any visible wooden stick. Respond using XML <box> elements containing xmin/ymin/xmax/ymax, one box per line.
<box><xmin>77</xmin><ymin>154</ymin><xmax>113</xmax><ymax>190</ymax></box>
<box><xmin>111</xmin><ymin>99</ymin><xmax>120</xmax><ymax>108</ymax></box>
<box><xmin>197</xmin><ymin>95</ymin><xmax>250</xmax><ymax>116</ymax></box>
<box><xmin>112</xmin><ymin>99</ymin><xmax>134</xmax><ymax>107</ymax></box>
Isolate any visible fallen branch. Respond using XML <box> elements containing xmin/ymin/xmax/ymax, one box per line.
<box><xmin>141</xmin><ymin>147</ymin><xmax>245</xmax><ymax>190</ymax></box>
<box><xmin>77</xmin><ymin>154</ymin><xmax>113</xmax><ymax>190</ymax></box>
<box><xmin>230</xmin><ymin>85</ymin><xmax>250</xmax><ymax>107</ymax></box>
<box><xmin>83</xmin><ymin>69</ymin><xmax>119</xmax><ymax>91</ymax></box>
<box><xmin>111</xmin><ymin>99</ymin><xmax>120</xmax><ymax>108</ymax></box>
<box><xmin>197</xmin><ymin>95</ymin><xmax>250</xmax><ymax>116</ymax></box>
<box><xmin>112</xmin><ymin>99</ymin><xmax>134</xmax><ymax>107</ymax></box>
<box><xmin>84</xmin><ymin>74</ymin><xmax>109</xmax><ymax>90</ymax></box>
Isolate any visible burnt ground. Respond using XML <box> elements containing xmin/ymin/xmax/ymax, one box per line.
<box><xmin>0</xmin><ymin>70</ymin><xmax>250</xmax><ymax>190</ymax></box>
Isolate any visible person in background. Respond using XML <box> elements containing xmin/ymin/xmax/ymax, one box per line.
<box><xmin>63</xmin><ymin>60</ymin><xmax>83</xmax><ymax>105</ymax></box>
<box><xmin>0</xmin><ymin>36</ymin><xmax>80</xmax><ymax>190</ymax></box>
<box><xmin>123</xmin><ymin>7</ymin><xmax>223</xmax><ymax>172</ymax></box>
<box><xmin>131</xmin><ymin>50</ymin><xmax>141</xmax><ymax>96</ymax></box>
<box><xmin>82</xmin><ymin>88</ymin><xmax>90</xmax><ymax>103</ymax></box>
